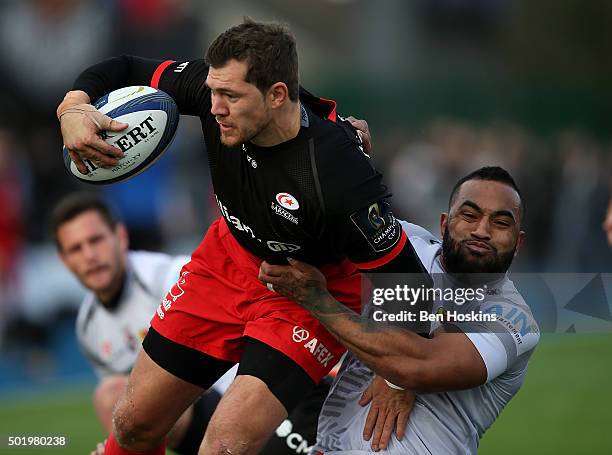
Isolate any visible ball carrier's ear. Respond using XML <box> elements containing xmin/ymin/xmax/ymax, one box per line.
<box><xmin>266</xmin><ymin>82</ymin><xmax>290</xmax><ymax>109</ymax></box>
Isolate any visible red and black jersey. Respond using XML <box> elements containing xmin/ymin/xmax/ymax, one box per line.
<box><xmin>73</xmin><ymin>56</ymin><xmax>422</xmax><ymax>272</ymax></box>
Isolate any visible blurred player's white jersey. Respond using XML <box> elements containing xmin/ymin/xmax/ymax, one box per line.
<box><xmin>313</xmin><ymin>222</ymin><xmax>540</xmax><ymax>455</ymax></box>
<box><xmin>75</xmin><ymin>251</ymin><xmax>189</xmax><ymax>377</ymax></box>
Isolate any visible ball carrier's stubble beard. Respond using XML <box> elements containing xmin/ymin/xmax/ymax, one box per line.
<box><xmin>442</xmin><ymin>225</ymin><xmax>516</xmax><ymax>275</ymax></box>
<box><xmin>219</xmin><ymin>114</ymin><xmax>272</xmax><ymax>148</ymax></box>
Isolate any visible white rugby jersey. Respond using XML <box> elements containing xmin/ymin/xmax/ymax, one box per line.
<box><xmin>75</xmin><ymin>251</ymin><xmax>189</xmax><ymax>378</ymax></box>
<box><xmin>313</xmin><ymin>222</ymin><xmax>540</xmax><ymax>455</ymax></box>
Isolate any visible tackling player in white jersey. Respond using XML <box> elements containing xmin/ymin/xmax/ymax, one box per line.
<box><xmin>259</xmin><ymin>166</ymin><xmax>540</xmax><ymax>454</ymax></box>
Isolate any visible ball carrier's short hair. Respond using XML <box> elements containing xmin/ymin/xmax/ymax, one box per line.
<box><xmin>51</xmin><ymin>192</ymin><xmax>118</xmax><ymax>248</ymax></box>
<box><xmin>205</xmin><ymin>18</ymin><xmax>299</xmax><ymax>102</ymax></box>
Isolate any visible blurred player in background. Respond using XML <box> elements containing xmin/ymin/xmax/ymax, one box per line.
<box><xmin>260</xmin><ymin>167</ymin><xmax>540</xmax><ymax>454</ymax></box>
<box><xmin>51</xmin><ymin>193</ymin><xmax>335</xmax><ymax>455</ymax></box>
<box><xmin>603</xmin><ymin>195</ymin><xmax>612</xmax><ymax>247</ymax></box>
<box><xmin>56</xmin><ymin>19</ymin><xmax>425</xmax><ymax>455</ymax></box>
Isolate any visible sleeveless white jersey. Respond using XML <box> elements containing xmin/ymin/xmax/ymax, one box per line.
<box><xmin>313</xmin><ymin>222</ymin><xmax>540</xmax><ymax>454</ymax></box>
<box><xmin>75</xmin><ymin>251</ymin><xmax>190</xmax><ymax>378</ymax></box>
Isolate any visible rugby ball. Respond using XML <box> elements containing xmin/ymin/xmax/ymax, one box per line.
<box><xmin>63</xmin><ymin>86</ymin><xmax>179</xmax><ymax>184</ymax></box>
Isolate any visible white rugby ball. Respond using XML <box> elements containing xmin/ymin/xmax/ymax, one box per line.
<box><xmin>63</xmin><ymin>86</ymin><xmax>179</xmax><ymax>184</ymax></box>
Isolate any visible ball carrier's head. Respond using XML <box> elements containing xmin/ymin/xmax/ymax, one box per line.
<box><xmin>205</xmin><ymin>19</ymin><xmax>300</xmax><ymax>148</ymax></box>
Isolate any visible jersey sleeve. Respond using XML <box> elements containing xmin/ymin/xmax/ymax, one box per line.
<box><xmin>314</xmin><ymin>123</ymin><xmax>411</xmax><ymax>270</ymax></box>
<box><xmin>72</xmin><ymin>55</ymin><xmax>209</xmax><ymax>115</ymax></box>
<box><xmin>451</xmin><ymin>298</ymin><xmax>540</xmax><ymax>382</ymax></box>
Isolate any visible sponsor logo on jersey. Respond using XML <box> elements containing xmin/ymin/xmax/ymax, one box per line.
<box><xmin>267</xmin><ymin>240</ymin><xmax>301</xmax><ymax>253</ymax></box>
<box><xmin>275</xmin><ymin>419</ymin><xmax>312</xmax><ymax>454</ymax></box>
<box><xmin>292</xmin><ymin>326</ymin><xmax>334</xmax><ymax>367</ymax></box>
<box><xmin>482</xmin><ymin>303</ymin><xmax>539</xmax><ymax>356</ymax></box>
<box><xmin>276</xmin><ymin>193</ymin><xmax>300</xmax><ymax>210</ymax></box>
<box><xmin>157</xmin><ymin>271</ymin><xmax>190</xmax><ymax>320</ymax></box>
<box><xmin>271</xmin><ymin>202</ymin><xmax>299</xmax><ymax>225</ymax></box>
<box><xmin>216</xmin><ymin>195</ymin><xmax>262</xmax><ymax>242</ymax></box>
<box><xmin>292</xmin><ymin>326</ymin><xmax>310</xmax><ymax>343</ymax></box>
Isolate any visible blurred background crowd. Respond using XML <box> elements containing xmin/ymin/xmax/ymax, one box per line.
<box><xmin>0</xmin><ymin>1</ymin><xmax>610</xmax><ymax>453</ymax></box>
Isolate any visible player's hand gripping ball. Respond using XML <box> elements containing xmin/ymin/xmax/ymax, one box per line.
<box><xmin>63</xmin><ymin>86</ymin><xmax>179</xmax><ymax>184</ymax></box>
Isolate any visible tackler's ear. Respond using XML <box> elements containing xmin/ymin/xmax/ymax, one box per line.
<box><xmin>440</xmin><ymin>212</ymin><xmax>449</xmax><ymax>239</ymax></box>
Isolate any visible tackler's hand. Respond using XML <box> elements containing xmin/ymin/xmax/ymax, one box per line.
<box><xmin>347</xmin><ymin>116</ymin><xmax>372</xmax><ymax>155</ymax></box>
<box><xmin>360</xmin><ymin>375</ymin><xmax>415</xmax><ymax>451</ymax></box>
<box><xmin>258</xmin><ymin>258</ymin><xmax>328</xmax><ymax>308</ymax></box>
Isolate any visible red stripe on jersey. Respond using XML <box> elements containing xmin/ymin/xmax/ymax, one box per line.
<box><xmin>352</xmin><ymin>229</ymin><xmax>408</xmax><ymax>270</ymax></box>
<box><xmin>150</xmin><ymin>60</ymin><xmax>175</xmax><ymax>89</ymax></box>
<box><xmin>319</xmin><ymin>97</ymin><xmax>337</xmax><ymax>123</ymax></box>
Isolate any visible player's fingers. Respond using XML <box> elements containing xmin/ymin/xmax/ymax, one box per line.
<box><xmin>287</xmin><ymin>258</ymin><xmax>321</xmax><ymax>283</ymax></box>
<box><xmin>359</xmin><ymin>385</ymin><xmax>373</xmax><ymax>406</ymax></box>
<box><xmin>286</xmin><ymin>257</ymin><xmax>310</xmax><ymax>272</ymax></box>
<box><xmin>81</xmin><ymin>144</ymin><xmax>120</xmax><ymax>168</ymax></box>
<box><xmin>258</xmin><ymin>273</ymin><xmax>294</xmax><ymax>294</ymax></box>
<box><xmin>362</xmin><ymin>404</ymin><xmax>379</xmax><ymax>441</ymax></box>
<box><xmin>349</xmin><ymin>118</ymin><xmax>371</xmax><ymax>153</ymax></box>
<box><xmin>90</xmin><ymin>134</ymin><xmax>125</xmax><ymax>158</ymax></box>
<box><xmin>86</xmin><ymin>109</ymin><xmax>128</xmax><ymax>132</ymax></box>
<box><xmin>395</xmin><ymin>410</ymin><xmax>409</xmax><ymax>440</ymax></box>
<box><xmin>68</xmin><ymin>149</ymin><xmax>88</xmax><ymax>174</ymax></box>
<box><xmin>370</xmin><ymin>407</ymin><xmax>387</xmax><ymax>450</ymax></box>
<box><xmin>347</xmin><ymin>116</ymin><xmax>368</xmax><ymax>133</ymax></box>
<box><xmin>378</xmin><ymin>411</ymin><xmax>397</xmax><ymax>450</ymax></box>
<box><xmin>106</xmin><ymin>117</ymin><xmax>129</xmax><ymax>132</ymax></box>
<box><xmin>259</xmin><ymin>262</ymin><xmax>286</xmax><ymax>278</ymax></box>
<box><xmin>360</xmin><ymin>130</ymin><xmax>372</xmax><ymax>154</ymax></box>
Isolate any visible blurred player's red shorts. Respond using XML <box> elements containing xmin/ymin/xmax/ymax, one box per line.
<box><xmin>150</xmin><ymin>217</ymin><xmax>361</xmax><ymax>382</ymax></box>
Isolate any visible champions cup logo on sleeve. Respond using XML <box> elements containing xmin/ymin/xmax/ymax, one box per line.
<box><xmin>351</xmin><ymin>201</ymin><xmax>401</xmax><ymax>253</ymax></box>
<box><xmin>368</xmin><ymin>203</ymin><xmax>384</xmax><ymax>229</ymax></box>
<box><xmin>157</xmin><ymin>271</ymin><xmax>190</xmax><ymax>320</ymax></box>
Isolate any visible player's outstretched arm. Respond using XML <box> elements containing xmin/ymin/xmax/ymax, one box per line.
<box><xmin>259</xmin><ymin>258</ymin><xmax>487</xmax><ymax>393</ymax></box>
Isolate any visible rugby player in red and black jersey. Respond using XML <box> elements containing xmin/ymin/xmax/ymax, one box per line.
<box><xmin>57</xmin><ymin>19</ymin><xmax>428</xmax><ymax>455</ymax></box>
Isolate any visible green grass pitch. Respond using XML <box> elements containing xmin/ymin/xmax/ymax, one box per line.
<box><xmin>1</xmin><ymin>335</ymin><xmax>610</xmax><ymax>454</ymax></box>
